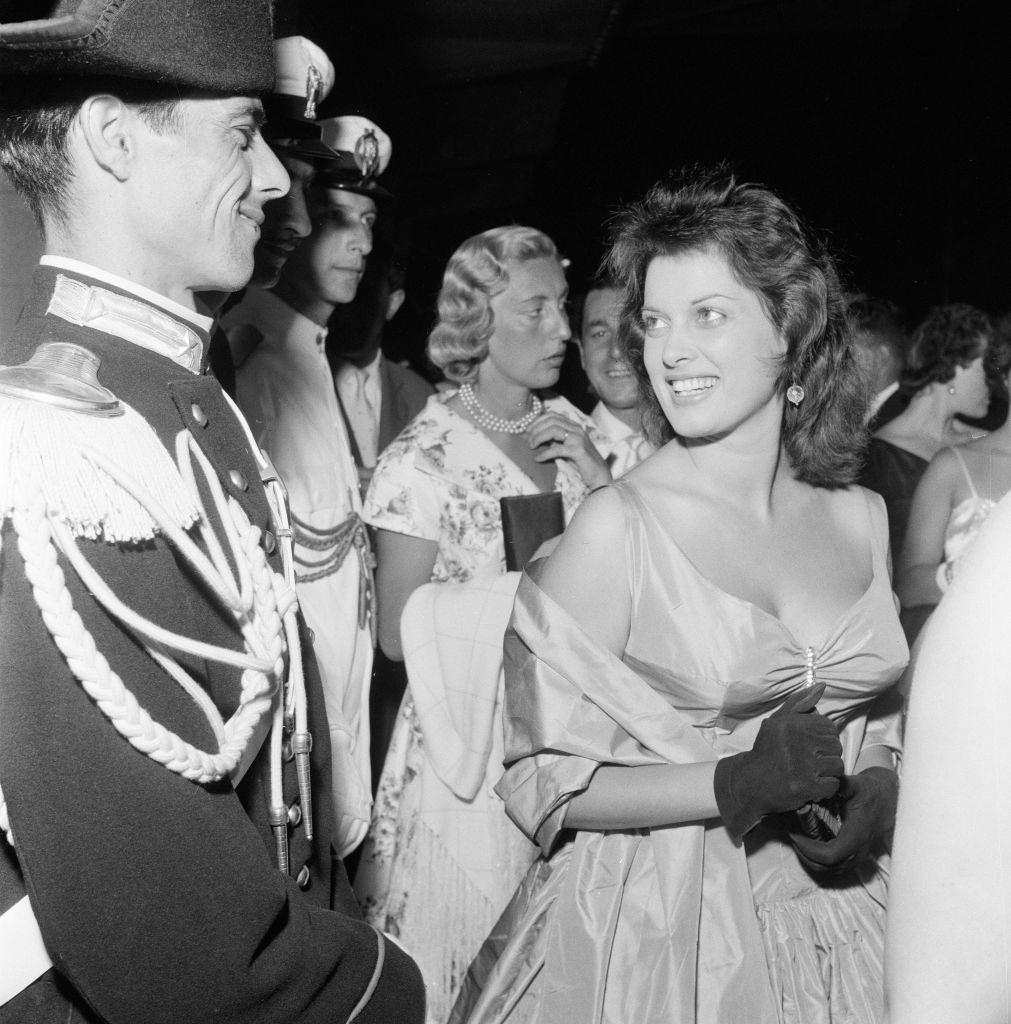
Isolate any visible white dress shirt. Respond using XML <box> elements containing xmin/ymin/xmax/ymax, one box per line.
<box><xmin>335</xmin><ymin>350</ymin><xmax>383</xmax><ymax>467</ymax></box>
<box><xmin>866</xmin><ymin>379</ymin><xmax>900</xmax><ymax>425</ymax></box>
<box><xmin>591</xmin><ymin>401</ymin><xmax>656</xmax><ymax>479</ymax></box>
<box><xmin>224</xmin><ymin>287</ymin><xmax>373</xmax><ymax>855</ymax></box>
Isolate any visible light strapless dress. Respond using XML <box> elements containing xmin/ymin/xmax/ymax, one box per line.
<box><xmin>936</xmin><ymin>446</ymin><xmax>997</xmax><ymax>591</ymax></box>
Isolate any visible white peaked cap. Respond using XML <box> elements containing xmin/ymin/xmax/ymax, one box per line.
<box><xmin>273</xmin><ymin>35</ymin><xmax>336</xmax><ymax>103</ymax></box>
<box><xmin>319</xmin><ymin>115</ymin><xmax>393</xmax><ymax>176</ymax></box>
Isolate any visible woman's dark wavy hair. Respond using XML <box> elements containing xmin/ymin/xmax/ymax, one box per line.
<box><xmin>606</xmin><ymin>167</ymin><xmax>866</xmax><ymax>487</ymax></box>
<box><xmin>900</xmin><ymin>304</ymin><xmax>996</xmax><ymax>395</ymax></box>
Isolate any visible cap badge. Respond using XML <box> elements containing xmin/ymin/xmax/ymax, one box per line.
<box><xmin>304</xmin><ymin>64</ymin><xmax>323</xmax><ymax>120</ymax></box>
<box><xmin>354</xmin><ymin>129</ymin><xmax>381</xmax><ymax>180</ymax></box>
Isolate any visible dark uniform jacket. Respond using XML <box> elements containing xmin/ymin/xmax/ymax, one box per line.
<box><xmin>0</xmin><ymin>264</ymin><xmax>424</xmax><ymax>1024</ymax></box>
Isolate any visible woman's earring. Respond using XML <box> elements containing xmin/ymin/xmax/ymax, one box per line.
<box><xmin>947</xmin><ymin>385</ymin><xmax>957</xmax><ymax>395</ymax></box>
<box><xmin>786</xmin><ymin>383</ymin><xmax>805</xmax><ymax>405</ymax></box>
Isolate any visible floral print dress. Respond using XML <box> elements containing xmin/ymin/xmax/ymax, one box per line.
<box><xmin>355</xmin><ymin>391</ymin><xmax>600</xmax><ymax>1024</ymax></box>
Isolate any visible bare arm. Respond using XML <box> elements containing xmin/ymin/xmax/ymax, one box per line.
<box><xmin>373</xmin><ymin>528</ymin><xmax>438</xmax><ymax>661</ymax></box>
<box><xmin>895</xmin><ymin>450</ymin><xmax>959</xmax><ymax>611</ymax></box>
<box><xmin>535</xmin><ymin>488</ymin><xmax>721</xmax><ymax>829</ymax></box>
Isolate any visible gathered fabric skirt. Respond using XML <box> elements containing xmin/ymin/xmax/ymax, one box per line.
<box><xmin>450</xmin><ymin>817</ymin><xmax>889</xmax><ymax>1024</ymax></box>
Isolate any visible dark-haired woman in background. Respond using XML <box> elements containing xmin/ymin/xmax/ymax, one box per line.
<box><xmin>452</xmin><ymin>171</ymin><xmax>907</xmax><ymax>1024</ymax></box>
<box><xmin>895</xmin><ymin>313</ymin><xmax>1007</xmax><ymax>645</ymax></box>
<box><xmin>859</xmin><ymin>304</ymin><xmax>996</xmax><ymax>564</ymax></box>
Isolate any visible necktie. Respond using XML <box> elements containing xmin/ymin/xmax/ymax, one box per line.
<box><xmin>347</xmin><ymin>366</ymin><xmax>379</xmax><ymax>467</ymax></box>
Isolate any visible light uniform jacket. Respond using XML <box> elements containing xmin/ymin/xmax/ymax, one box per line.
<box><xmin>225</xmin><ymin>287</ymin><xmax>373</xmax><ymax>855</ymax></box>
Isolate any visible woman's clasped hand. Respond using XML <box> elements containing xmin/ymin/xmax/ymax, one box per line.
<box><xmin>714</xmin><ymin>683</ymin><xmax>844</xmax><ymax>840</ymax></box>
<box><xmin>792</xmin><ymin>766</ymin><xmax>899</xmax><ymax>872</ymax></box>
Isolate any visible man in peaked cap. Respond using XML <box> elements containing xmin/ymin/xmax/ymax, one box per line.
<box><xmin>204</xmin><ymin>34</ymin><xmax>337</xmax><ymax>392</ymax></box>
<box><xmin>0</xmin><ymin>4</ymin><xmax>424</xmax><ymax>1023</ymax></box>
<box><xmin>254</xmin><ymin>35</ymin><xmax>340</xmax><ymax>292</ymax></box>
<box><xmin>221</xmin><ymin>115</ymin><xmax>395</xmax><ymax>864</ymax></box>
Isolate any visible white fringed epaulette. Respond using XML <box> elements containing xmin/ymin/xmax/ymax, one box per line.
<box><xmin>0</xmin><ymin>344</ymin><xmax>199</xmax><ymax>543</ymax></box>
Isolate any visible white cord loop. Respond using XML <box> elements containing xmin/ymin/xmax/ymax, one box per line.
<box><xmin>1</xmin><ymin>399</ymin><xmax>310</xmax><ymax>873</ymax></box>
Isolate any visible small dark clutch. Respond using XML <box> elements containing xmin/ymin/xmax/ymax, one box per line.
<box><xmin>500</xmin><ymin>493</ymin><xmax>565</xmax><ymax>571</ymax></box>
<box><xmin>796</xmin><ymin>797</ymin><xmax>843</xmax><ymax>842</ymax></box>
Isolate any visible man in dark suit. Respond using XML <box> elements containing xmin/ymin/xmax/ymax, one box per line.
<box><xmin>847</xmin><ymin>295</ymin><xmax>910</xmax><ymax>433</ymax></box>
<box><xmin>331</xmin><ymin>245</ymin><xmax>435</xmax><ymax>480</ymax></box>
<box><xmin>0</xmin><ymin>4</ymin><xmax>423</xmax><ymax>1021</ymax></box>
<box><xmin>327</xmin><ymin>245</ymin><xmax>435</xmax><ymax>790</ymax></box>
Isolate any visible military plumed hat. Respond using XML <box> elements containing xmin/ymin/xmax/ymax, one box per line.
<box><xmin>0</xmin><ymin>0</ymin><xmax>275</xmax><ymax>93</ymax></box>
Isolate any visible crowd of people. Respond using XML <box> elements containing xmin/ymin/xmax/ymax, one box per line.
<box><xmin>0</xmin><ymin>4</ymin><xmax>1009</xmax><ymax>1024</ymax></box>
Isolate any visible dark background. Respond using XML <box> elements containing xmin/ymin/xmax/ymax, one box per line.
<box><xmin>279</xmin><ymin>0</ymin><xmax>1008</xmax><ymax>366</ymax></box>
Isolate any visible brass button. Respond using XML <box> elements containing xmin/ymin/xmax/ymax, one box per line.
<box><xmin>306</xmin><ymin>627</ymin><xmax>315</xmax><ymax>645</ymax></box>
<box><xmin>229</xmin><ymin>469</ymin><xmax>248</xmax><ymax>492</ymax></box>
<box><xmin>190</xmin><ymin>402</ymin><xmax>208</xmax><ymax>428</ymax></box>
<box><xmin>263</xmin><ymin>531</ymin><xmax>276</xmax><ymax>554</ymax></box>
<box><xmin>296</xmin><ymin>865</ymin><xmax>311</xmax><ymax>889</ymax></box>
<box><xmin>287</xmin><ymin>803</ymin><xmax>302</xmax><ymax>827</ymax></box>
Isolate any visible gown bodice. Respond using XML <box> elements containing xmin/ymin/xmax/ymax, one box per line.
<box><xmin>618</xmin><ymin>480</ymin><xmax>909</xmax><ymax>749</ymax></box>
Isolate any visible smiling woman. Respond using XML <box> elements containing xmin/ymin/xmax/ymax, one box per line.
<box><xmin>450</xmin><ymin>170</ymin><xmax>907</xmax><ymax>1024</ymax></box>
<box><xmin>613</xmin><ymin>171</ymin><xmax>868</xmax><ymax>486</ymax></box>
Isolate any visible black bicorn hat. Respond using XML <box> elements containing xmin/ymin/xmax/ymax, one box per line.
<box><xmin>0</xmin><ymin>0</ymin><xmax>275</xmax><ymax>94</ymax></box>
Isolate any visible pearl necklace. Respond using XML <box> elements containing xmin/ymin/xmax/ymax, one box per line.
<box><xmin>458</xmin><ymin>381</ymin><xmax>543</xmax><ymax>434</ymax></box>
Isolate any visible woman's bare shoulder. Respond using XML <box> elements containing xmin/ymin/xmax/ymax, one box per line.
<box><xmin>539</xmin><ymin>485</ymin><xmax>633</xmax><ymax>647</ymax></box>
<box><xmin>550</xmin><ymin>485</ymin><xmax>628</xmax><ymax>558</ymax></box>
<box><xmin>815</xmin><ymin>483</ymin><xmax>885</xmax><ymax>544</ymax></box>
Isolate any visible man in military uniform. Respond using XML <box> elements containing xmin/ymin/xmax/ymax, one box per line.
<box><xmin>222</xmin><ymin>117</ymin><xmax>395</xmax><ymax>858</ymax></box>
<box><xmin>204</xmin><ymin>33</ymin><xmax>339</xmax><ymax>393</ymax></box>
<box><xmin>0</xmin><ymin>3</ymin><xmax>424</xmax><ymax>1022</ymax></box>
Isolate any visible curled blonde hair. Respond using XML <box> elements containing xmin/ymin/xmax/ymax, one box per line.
<box><xmin>427</xmin><ymin>225</ymin><xmax>561</xmax><ymax>383</ymax></box>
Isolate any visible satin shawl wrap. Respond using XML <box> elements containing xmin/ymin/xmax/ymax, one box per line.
<box><xmin>487</xmin><ymin>570</ymin><xmax>781</xmax><ymax>1024</ymax></box>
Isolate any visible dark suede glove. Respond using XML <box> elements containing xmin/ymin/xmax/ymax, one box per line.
<box><xmin>791</xmin><ymin>765</ymin><xmax>899</xmax><ymax>871</ymax></box>
<box><xmin>714</xmin><ymin>682</ymin><xmax>844</xmax><ymax>840</ymax></box>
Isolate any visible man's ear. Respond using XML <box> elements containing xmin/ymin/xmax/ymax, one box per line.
<box><xmin>77</xmin><ymin>94</ymin><xmax>139</xmax><ymax>182</ymax></box>
<box><xmin>385</xmin><ymin>287</ymin><xmax>406</xmax><ymax>322</ymax></box>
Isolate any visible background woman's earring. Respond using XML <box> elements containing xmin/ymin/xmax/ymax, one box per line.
<box><xmin>948</xmin><ymin>385</ymin><xmax>957</xmax><ymax>395</ymax></box>
<box><xmin>786</xmin><ymin>383</ymin><xmax>805</xmax><ymax>405</ymax></box>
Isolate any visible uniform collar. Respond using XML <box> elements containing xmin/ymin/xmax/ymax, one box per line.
<box><xmin>221</xmin><ymin>287</ymin><xmax>328</xmax><ymax>355</ymax></box>
<box><xmin>40</xmin><ymin>256</ymin><xmax>212</xmax><ymax>373</ymax></box>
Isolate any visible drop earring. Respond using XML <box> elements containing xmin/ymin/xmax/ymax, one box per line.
<box><xmin>786</xmin><ymin>383</ymin><xmax>805</xmax><ymax>405</ymax></box>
